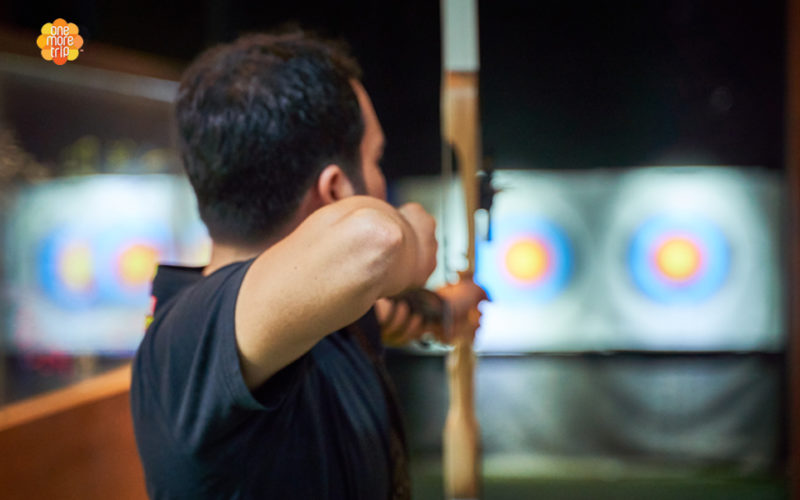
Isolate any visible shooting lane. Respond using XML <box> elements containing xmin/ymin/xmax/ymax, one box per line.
<box><xmin>390</xmin><ymin>0</ymin><xmax>793</xmax><ymax>498</ymax></box>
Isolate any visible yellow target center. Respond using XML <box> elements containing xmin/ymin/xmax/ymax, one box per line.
<box><xmin>505</xmin><ymin>239</ymin><xmax>549</xmax><ymax>282</ymax></box>
<box><xmin>59</xmin><ymin>242</ymin><xmax>93</xmax><ymax>291</ymax></box>
<box><xmin>119</xmin><ymin>244</ymin><xmax>159</xmax><ymax>286</ymax></box>
<box><xmin>656</xmin><ymin>238</ymin><xmax>701</xmax><ymax>280</ymax></box>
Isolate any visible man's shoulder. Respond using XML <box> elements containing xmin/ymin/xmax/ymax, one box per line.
<box><xmin>134</xmin><ymin>258</ymin><xmax>255</xmax><ymax>379</ymax></box>
<box><xmin>131</xmin><ymin>258</ymin><xmax>260</xmax><ymax>433</ymax></box>
<box><xmin>153</xmin><ymin>259</ymin><xmax>253</xmax><ymax>318</ymax></box>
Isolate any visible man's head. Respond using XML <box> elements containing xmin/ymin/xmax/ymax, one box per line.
<box><xmin>176</xmin><ymin>31</ymin><xmax>385</xmax><ymax>246</ymax></box>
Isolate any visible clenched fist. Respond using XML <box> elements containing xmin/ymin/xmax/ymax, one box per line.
<box><xmin>397</xmin><ymin>202</ymin><xmax>438</xmax><ymax>289</ymax></box>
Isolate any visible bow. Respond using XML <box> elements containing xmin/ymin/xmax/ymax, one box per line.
<box><xmin>441</xmin><ymin>1</ymin><xmax>491</xmax><ymax>498</ymax></box>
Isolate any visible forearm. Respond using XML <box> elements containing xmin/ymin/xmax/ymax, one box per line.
<box><xmin>235</xmin><ymin>196</ymin><xmax>432</xmax><ymax>388</ymax></box>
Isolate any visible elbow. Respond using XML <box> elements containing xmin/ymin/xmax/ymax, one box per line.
<box><xmin>346</xmin><ymin>207</ymin><xmax>408</xmax><ymax>295</ymax></box>
<box><xmin>350</xmin><ymin>206</ymin><xmax>406</xmax><ymax>262</ymax></box>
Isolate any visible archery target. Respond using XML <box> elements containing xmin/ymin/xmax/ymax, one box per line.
<box><xmin>5</xmin><ymin>174</ymin><xmax>210</xmax><ymax>354</ymax></box>
<box><xmin>37</xmin><ymin>227</ymin><xmax>167</xmax><ymax>309</ymax></box>
<box><xmin>37</xmin><ymin>229</ymin><xmax>98</xmax><ymax>309</ymax></box>
<box><xmin>478</xmin><ymin>216</ymin><xmax>573</xmax><ymax>303</ymax></box>
<box><xmin>393</xmin><ymin>167</ymin><xmax>783</xmax><ymax>353</ymax></box>
<box><xmin>96</xmin><ymin>222</ymin><xmax>170</xmax><ymax>305</ymax></box>
<box><xmin>467</xmin><ymin>171</ymin><xmax>595</xmax><ymax>352</ymax></box>
<box><xmin>627</xmin><ymin>215</ymin><xmax>731</xmax><ymax>304</ymax></box>
<box><xmin>603</xmin><ymin>167</ymin><xmax>782</xmax><ymax>351</ymax></box>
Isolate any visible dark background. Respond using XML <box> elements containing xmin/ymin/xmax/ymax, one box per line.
<box><xmin>1</xmin><ymin>0</ymin><xmax>786</xmax><ymax>177</ymax></box>
<box><xmin>480</xmin><ymin>0</ymin><xmax>786</xmax><ymax>170</ymax></box>
<box><xmin>1</xmin><ymin>0</ymin><xmax>442</xmax><ymax>180</ymax></box>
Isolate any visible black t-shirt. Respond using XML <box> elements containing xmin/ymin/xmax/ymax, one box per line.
<box><xmin>130</xmin><ymin>260</ymin><xmax>408</xmax><ymax>499</ymax></box>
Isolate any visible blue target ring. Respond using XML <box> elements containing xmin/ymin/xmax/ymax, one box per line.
<box><xmin>37</xmin><ymin>228</ymin><xmax>98</xmax><ymax>309</ymax></box>
<box><xmin>36</xmin><ymin>222</ymin><xmax>170</xmax><ymax>309</ymax></box>
<box><xmin>476</xmin><ymin>216</ymin><xmax>574</xmax><ymax>304</ymax></box>
<box><xmin>628</xmin><ymin>215</ymin><xmax>730</xmax><ymax>304</ymax></box>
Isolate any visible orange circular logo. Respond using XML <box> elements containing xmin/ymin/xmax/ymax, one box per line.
<box><xmin>36</xmin><ymin>19</ymin><xmax>83</xmax><ymax>65</ymax></box>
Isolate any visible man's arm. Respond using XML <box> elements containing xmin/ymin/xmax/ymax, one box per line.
<box><xmin>234</xmin><ymin>196</ymin><xmax>437</xmax><ymax>389</ymax></box>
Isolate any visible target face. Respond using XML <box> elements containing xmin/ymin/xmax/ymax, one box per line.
<box><xmin>37</xmin><ymin>230</ymin><xmax>98</xmax><ymax>308</ymax></box>
<box><xmin>477</xmin><ymin>216</ymin><xmax>574</xmax><ymax>304</ymax></box>
<box><xmin>628</xmin><ymin>215</ymin><xmax>731</xmax><ymax>304</ymax></box>
<box><xmin>97</xmin><ymin>224</ymin><xmax>169</xmax><ymax>305</ymax></box>
<box><xmin>394</xmin><ymin>167</ymin><xmax>782</xmax><ymax>353</ymax></box>
<box><xmin>7</xmin><ymin>175</ymin><xmax>213</xmax><ymax>354</ymax></box>
<box><xmin>36</xmin><ymin>224</ymin><xmax>168</xmax><ymax>309</ymax></box>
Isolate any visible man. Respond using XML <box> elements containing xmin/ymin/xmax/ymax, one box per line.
<box><xmin>131</xmin><ymin>31</ymin><xmax>485</xmax><ymax>499</ymax></box>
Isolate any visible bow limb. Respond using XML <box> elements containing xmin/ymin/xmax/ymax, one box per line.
<box><xmin>441</xmin><ymin>1</ymin><xmax>481</xmax><ymax>498</ymax></box>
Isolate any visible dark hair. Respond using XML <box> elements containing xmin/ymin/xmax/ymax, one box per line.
<box><xmin>176</xmin><ymin>31</ymin><xmax>365</xmax><ymax>245</ymax></box>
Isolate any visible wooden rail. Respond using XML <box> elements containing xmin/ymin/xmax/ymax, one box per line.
<box><xmin>0</xmin><ymin>364</ymin><xmax>147</xmax><ymax>500</ymax></box>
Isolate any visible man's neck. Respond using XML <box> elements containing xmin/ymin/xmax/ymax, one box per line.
<box><xmin>202</xmin><ymin>191</ymin><xmax>322</xmax><ymax>276</ymax></box>
<box><xmin>202</xmin><ymin>218</ymin><xmax>300</xmax><ymax>276</ymax></box>
<box><xmin>203</xmin><ymin>243</ymin><xmax>262</xmax><ymax>276</ymax></box>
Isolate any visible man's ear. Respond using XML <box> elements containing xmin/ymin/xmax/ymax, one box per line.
<box><xmin>316</xmin><ymin>164</ymin><xmax>356</xmax><ymax>205</ymax></box>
